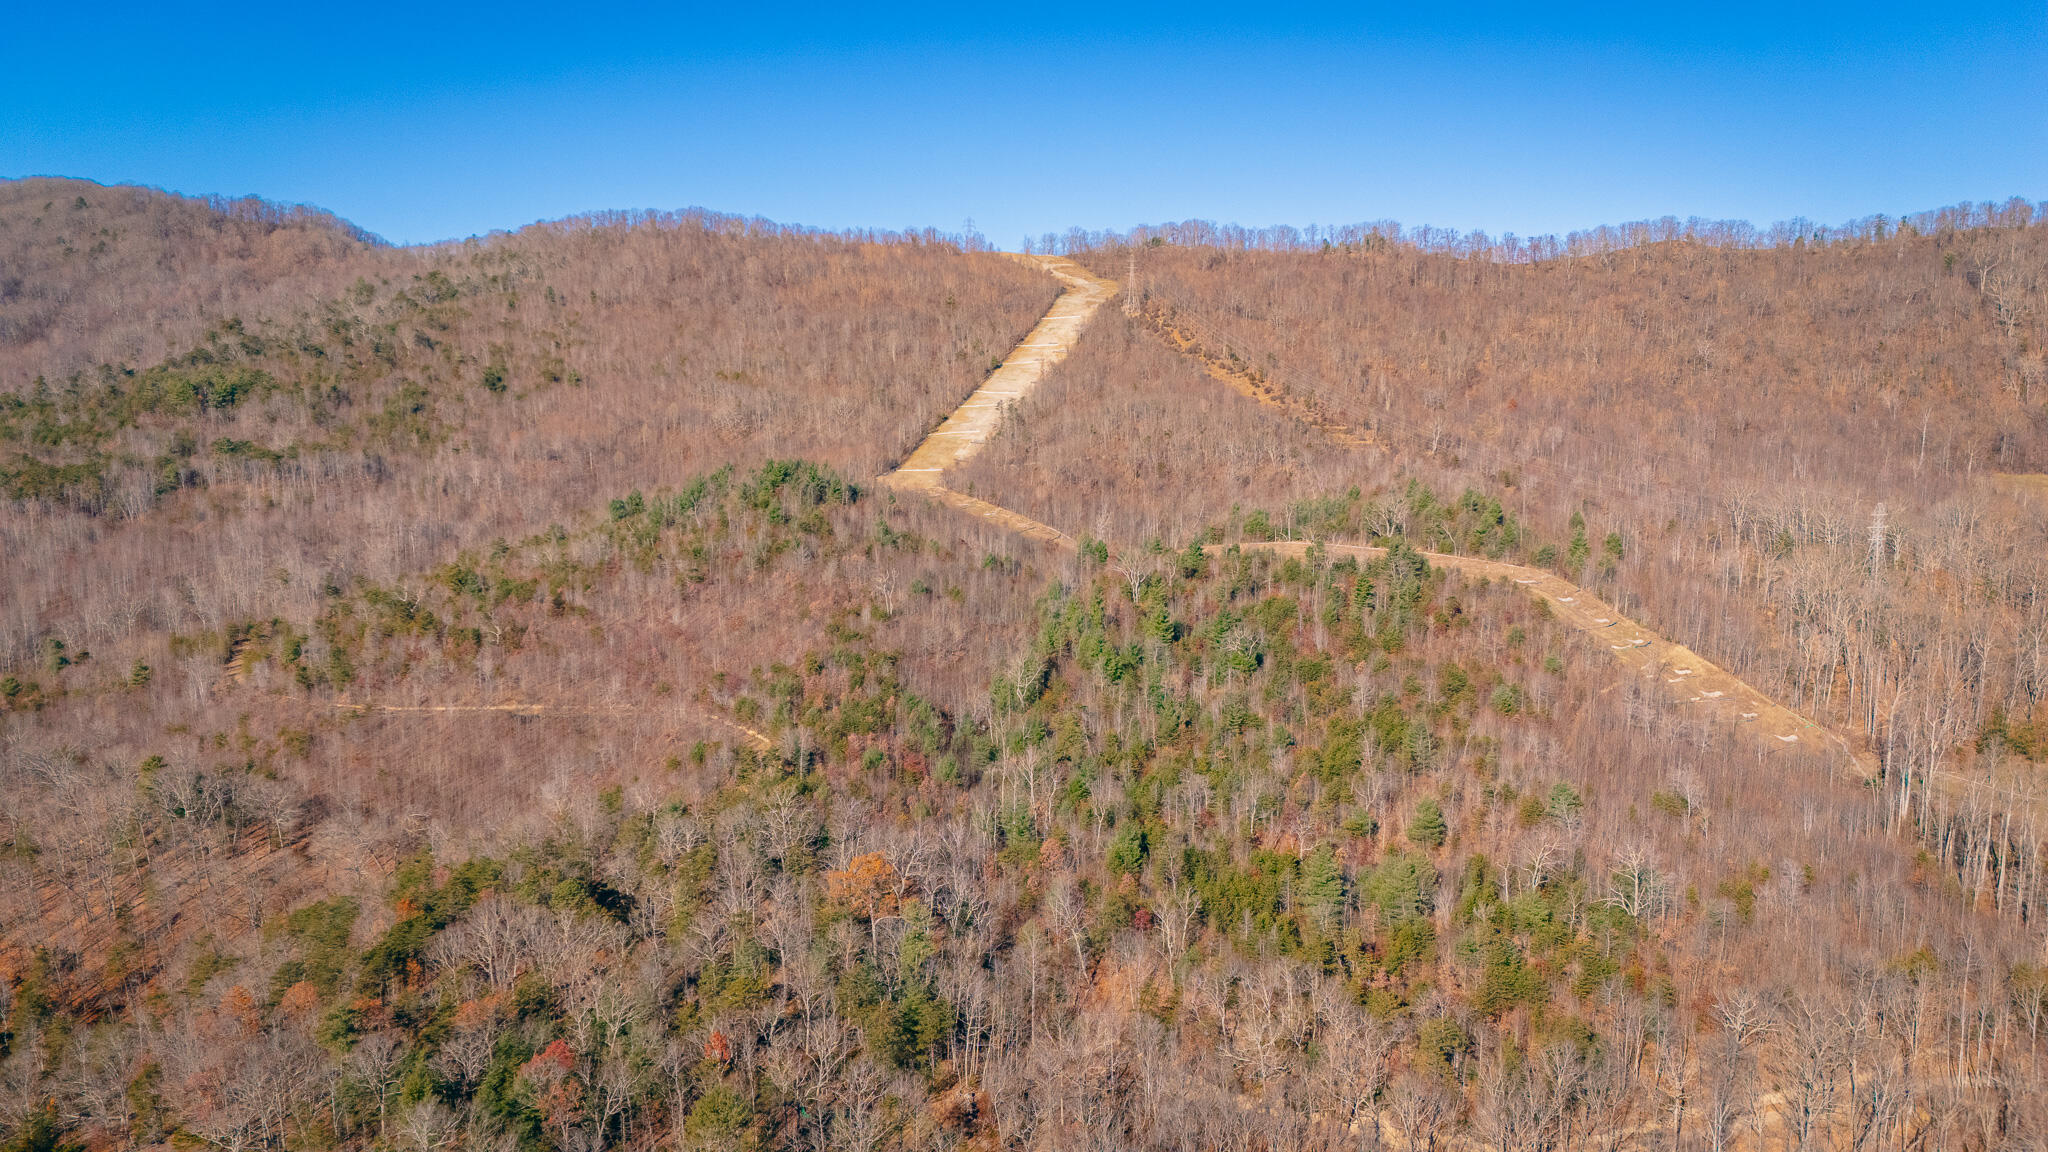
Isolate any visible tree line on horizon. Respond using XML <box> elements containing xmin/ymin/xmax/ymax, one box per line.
<box><xmin>0</xmin><ymin>177</ymin><xmax>2044</xmax><ymax>1151</ymax></box>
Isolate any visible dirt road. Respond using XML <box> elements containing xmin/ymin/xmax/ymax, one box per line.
<box><xmin>879</xmin><ymin>255</ymin><xmax>1117</xmax><ymax>492</ymax></box>
<box><xmin>333</xmin><ymin>700</ymin><xmax>774</xmax><ymax>751</ymax></box>
<box><xmin>882</xmin><ymin>255</ymin><xmax>1878</xmax><ymax>774</ymax></box>
<box><xmin>352</xmin><ymin>251</ymin><xmax>1884</xmax><ymax>779</ymax></box>
<box><xmin>1221</xmin><ymin>540</ymin><xmax>1874</xmax><ymax>775</ymax></box>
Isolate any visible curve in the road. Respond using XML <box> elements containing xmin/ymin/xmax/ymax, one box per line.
<box><xmin>880</xmin><ymin>254</ymin><xmax>1117</xmax><ymax>490</ymax></box>
<box><xmin>885</xmin><ymin>252</ymin><xmax>1875</xmax><ymax>774</ymax></box>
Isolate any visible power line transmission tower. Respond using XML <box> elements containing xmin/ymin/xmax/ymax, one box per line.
<box><xmin>1123</xmin><ymin>248</ymin><xmax>1139</xmax><ymax>317</ymax></box>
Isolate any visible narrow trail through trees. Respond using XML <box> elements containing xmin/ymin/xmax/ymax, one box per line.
<box><xmin>887</xmin><ymin>256</ymin><xmax>1882</xmax><ymax>776</ymax></box>
<box><xmin>1137</xmin><ymin>302</ymin><xmax>1379</xmax><ymax>449</ymax></box>
<box><xmin>330</xmin><ymin>701</ymin><xmax>775</xmax><ymax>751</ymax></box>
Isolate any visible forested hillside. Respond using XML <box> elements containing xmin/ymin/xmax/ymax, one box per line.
<box><xmin>1068</xmin><ymin>208</ymin><xmax>2048</xmax><ymax>839</ymax></box>
<box><xmin>2</xmin><ymin>182</ymin><xmax>2046</xmax><ymax>1152</ymax></box>
<box><xmin>0</xmin><ymin>180</ymin><xmax>1054</xmax><ymax>678</ymax></box>
<box><xmin>0</xmin><ymin>178</ymin><xmax>383</xmax><ymax>384</ymax></box>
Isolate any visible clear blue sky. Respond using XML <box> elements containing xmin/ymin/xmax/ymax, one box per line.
<box><xmin>5</xmin><ymin>2</ymin><xmax>2042</xmax><ymax>247</ymax></box>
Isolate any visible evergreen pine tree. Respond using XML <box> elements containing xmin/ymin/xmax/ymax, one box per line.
<box><xmin>1408</xmin><ymin>798</ymin><xmax>1448</xmax><ymax>848</ymax></box>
